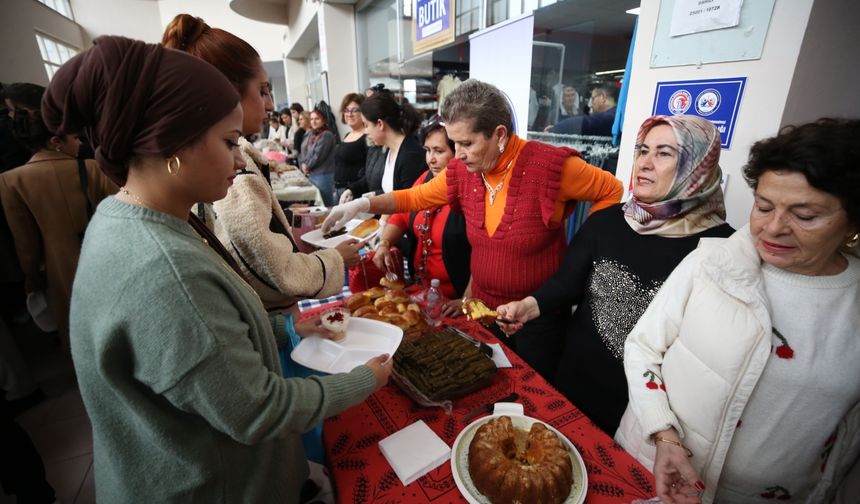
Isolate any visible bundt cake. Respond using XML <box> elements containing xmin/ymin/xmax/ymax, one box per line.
<box><xmin>468</xmin><ymin>416</ymin><xmax>573</xmax><ymax>504</ymax></box>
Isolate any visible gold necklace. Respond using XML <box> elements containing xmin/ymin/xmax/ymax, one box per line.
<box><xmin>119</xmin><ymin>186</ymin><xmax>170</xmax><ymax>214</ymax></box>
<box><xmin>121</xmin><ymin>189</ymin><xmax>264</xmax><ymax>309</ymax></box>
<box><xmin>480</xmin><ymin>158</ymin><xmax>514</xmax><ymax>205</ymax></box>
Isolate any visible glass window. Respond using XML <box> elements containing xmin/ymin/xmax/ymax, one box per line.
<box><xmin>36</xmin><ymin>0</ymin><xmax>73</xmax><ymax>19</ymax></box>
<box><xmin>456</xmin><ymin>0</ymin><xmax>482</xmax><ymax>36</ymax></box>
<box><xmin>488</xmin><ymin>0</ymin><xmax>559</xmax><ymax>26</ymax></box>
<box><xmin>526</xmin><ymin>0</ymin><xmax>637</xmax><ymax>141</ymax></box>
<box><xmin>34</xmin><ymin>33</ymin><xmax>78</xmax><ymax>81</ymax></box>
<box><xmin>303</xmin><ymin>46</ymin><xmax>328</xmax><ymax>108</ymax></box>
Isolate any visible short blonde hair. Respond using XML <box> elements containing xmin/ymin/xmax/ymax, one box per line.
<box><xmin>440</xmin><ymin>79</ymin><xmax>513</xmax><ymax>138</ymax></box>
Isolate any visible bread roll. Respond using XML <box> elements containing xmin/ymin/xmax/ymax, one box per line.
<box><xmin>385</xmin><ymin>314</ymin><xmax>410</xmax><ymax>330</ymax></box>
<box><xmin>346</xmin><ymin>293</ymin><xmax>371</xmax><ymax>311</ymax></box>
<box><xmin>364</xmin><ymin>287</ymin><xmax>386</xmax><ymax>299</ymax></box>
<box><xmin>379</xmin><ymin>305</ymin><xmax>401</xmax><ymax>317</ymax></box>
<box><xmin>402</xmin><ymin>309</ymin><xmax>421</xmax><ymax>326</ymax></box>
<box><xmin>350</xmin><ymin>218</ymin><xmax>379</xmax><ymax>239</ymax></box>
<box><xmin>380</xmin><ymin>277</ymin><xmax>406</xmax><ymax>290</ymax></box>
<box><xmin>374</xmin><ymin>297</ymin><xmax>396</xmax><ymax>310</ymax></box>
<box><xmin>353</xmin><ymin>305</ymin><xmax>377</xmax><ymax>318</ymax></box>
<box><xmin>385</xmin><ymin>289</ymin><xmax>410</xmax><ymax>304</ymax></box>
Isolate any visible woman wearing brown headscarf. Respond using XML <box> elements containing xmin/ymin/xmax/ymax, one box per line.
<box><xmin>43</xmin><ymin>36</ymin><xmax>391</xmax><ymax>503</ymax></box>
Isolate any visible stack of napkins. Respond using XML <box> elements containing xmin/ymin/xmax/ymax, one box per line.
<box><xmin>378</xmin><ymin>420</ymin><xmax>451</xmax><ymax>485</ymax></box>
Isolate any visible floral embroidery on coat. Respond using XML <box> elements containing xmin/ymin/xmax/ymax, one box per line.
<box><xmin>772</xmin><ymin>328</ymin><xmax>794</xmax><ymax>359</ymax></box>
<box><xmin>642</xmin><ymin>370</ymin><xmax>666</xmax><ymax>391</ymax></box>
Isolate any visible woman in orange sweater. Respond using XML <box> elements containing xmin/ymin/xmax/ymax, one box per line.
<box><xmin>323</xmin><ymin>79</ymin><xmax>622</xmax><ymax>379</ymax></box>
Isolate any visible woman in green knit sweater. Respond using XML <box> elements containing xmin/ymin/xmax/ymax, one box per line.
<box><xmin>41</xmin><ymin>37</ymin><xmax>392</xmax><ymax>504</ymax></box>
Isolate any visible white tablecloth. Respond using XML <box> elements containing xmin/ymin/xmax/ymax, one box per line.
<box><xmin>271</xmin><ymin>171</ymin><xmax>323</xmax><ymax>206</ymax></box>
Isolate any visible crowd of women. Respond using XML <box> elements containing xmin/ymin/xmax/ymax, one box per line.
<box><xmin>0</xmin><ymin>10</ymin><xmax>857</xmax><ymax>504</ymax></box>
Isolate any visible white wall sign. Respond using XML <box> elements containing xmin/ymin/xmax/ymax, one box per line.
<box><xmin>670</xmin><ymin>0</ymin><xmax>743</xmax><ymax>37</ymax></box>
<box><xmin>469</xmin><ymin>15</ymin><xmax>534</xmax><ymax>136</ymax></box>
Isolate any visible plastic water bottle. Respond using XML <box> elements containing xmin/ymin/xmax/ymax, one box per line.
<box><xmin>425</xmin><ymin>279</ymin><xmax>444</xmax><ymax>327</ymax></box>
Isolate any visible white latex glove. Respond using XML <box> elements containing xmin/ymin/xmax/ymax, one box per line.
<box><xmin>322</xmin><ymin>197</ymin><xmax>371</xmax><ymax>234</ymax></box>
<box><xmin>339</xmin><ymin>188</ymin><xmax>354</xmax><ymax>204</ymax></box>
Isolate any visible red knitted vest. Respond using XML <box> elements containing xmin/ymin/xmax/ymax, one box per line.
<box><xmin>447</xmin><ymin>141</ymin><xmax>579</xmax><ymax>308</ymax></box>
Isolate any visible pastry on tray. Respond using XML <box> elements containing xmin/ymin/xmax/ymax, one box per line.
<box><xmin>384</xmin><ymin>289</ymin><xmax>410</xmax><ymax>304</ymax></box>
<box><xmin>392</xmin><ymin>328</ymin><xmax>496</xmax><ymax>401</ymax></box>
<box><xmin>349</xmin><ymin>218</ymin><xmax>379</xmax><ymax>239</ymax></box>
<box><xmin>379</xmin><ymin>276</ymin><xmax>405</xmax><ymax>290</ymax></box>
<box><xmin>352</xmin><ymin>305</ymin><xmax>377</xmax><ymax>318</ymax></box>
<box><xmin>364</xmin><ymin>286</ymin><xmax>386</xmax><ymax>299</ymax></box>
<box><xmin>345</xmin><ymin>292</ymin><xmax>371</xmax><ymax>311</ymax></box>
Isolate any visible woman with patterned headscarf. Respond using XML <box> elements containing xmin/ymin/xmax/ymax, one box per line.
<box><xmin>42</xmin><ymin>36</ymin><xmax>391</xmax><ymax>503</ymax></box>
<box><xmin>497</xmin><ymin>115</ymin><xmax>733</xmax><ymax>435</ymax></box>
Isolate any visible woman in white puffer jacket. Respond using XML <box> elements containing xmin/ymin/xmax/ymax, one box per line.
<box><xmin>617</xmin><ymin>118</ymin><xmax>860</xmax><ymax>504</ymax></box>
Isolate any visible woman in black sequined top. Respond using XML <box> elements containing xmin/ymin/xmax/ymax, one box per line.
<box><xmin>496</xmin><ymin>115</ymin><xmax>734</xmax><ymax>434</ymax></box>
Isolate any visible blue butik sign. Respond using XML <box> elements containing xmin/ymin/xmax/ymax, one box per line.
<box><xmin>416</xmin><ymin>0</ymin><xmax>451</xmax><ymax>41</ymax></box>
<box><xmin>652</xmin><ymin>77</ymin><xmax>747</xmax><ymax>149</ymax></box>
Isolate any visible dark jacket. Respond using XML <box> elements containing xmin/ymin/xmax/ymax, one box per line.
<box><xmin>299</xmin><ymin>129</ymin><xmax>336</xmax><ymax>174</ymax></box>
<box><xmin>551</xmin><ymin>106</ymin><xmax>617</xmax><ymax>137</ymax></box>
<box><xmin>348</xmin><ymin>134</ymin><xmax>426</xmax><ymax>196</ymax></box>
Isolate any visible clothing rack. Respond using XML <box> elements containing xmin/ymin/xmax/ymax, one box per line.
<box><xmin>528</xmin><ymin>131</ymin><xmax>621</xmax><ymax>241</ymax></box>
<box><xmin>528</xmin><ymin>131</ymin><xmax>617</xmax><ymax>156</ymax></box>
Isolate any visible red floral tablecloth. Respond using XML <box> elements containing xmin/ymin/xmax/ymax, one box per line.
<box><xmin>321</xmin><ymin>316</ymin><xmax>655</xmax><ymax>504</ymax></box>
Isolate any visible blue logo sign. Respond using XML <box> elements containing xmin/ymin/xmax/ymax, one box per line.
<box><xmin>695</xmin><ymin>88</ymin><xmax>721</xmax><ymax>116</ymax></box>
<box><xmin>652</xmin><ymin>77</ymin><xmax>747</xmax><ymax>149</ymax></box>
<box><xmin>668</xmin><ymin>90</ymin><xmax>692</xmax><ymax>115</ymax></box>
<box><xmin>416</xmin><ymin>0</ymin><xmax>451</xmax><ymax>41</ymax></box>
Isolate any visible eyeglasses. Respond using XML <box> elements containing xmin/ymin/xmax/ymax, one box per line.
<box><xmin>344</xmin><ymin>108</ymin><xmax>361</xmax><ymax>115</ymax></box>
<box><xmin>421</xmin><ymin>114</ymin><xmax>446</xmax><ymax>128</ymax></box>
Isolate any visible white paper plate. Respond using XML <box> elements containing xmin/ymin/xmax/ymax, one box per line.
<box><xmin>290</xmin><ymin>317</ymin><xmax>402</xmax><ymax>374</ymax></box>
<box><xmin>450</xmin><ymin>403</ymin><xmax>587</xmax><ymax>504</ymax></box>
<box><xmin>300</xmin><ymin>219</ymin><xmax>380</xmax><ymax>249</ymax></box>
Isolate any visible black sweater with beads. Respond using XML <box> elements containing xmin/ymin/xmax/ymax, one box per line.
<box><xmin>532</xmin><ymin>204</ymin><xmax>734</xmax><ymax>434</ymax></box>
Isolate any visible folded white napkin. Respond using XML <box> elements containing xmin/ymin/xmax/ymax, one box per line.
<box><xmin>378</xmin><ymin>420</ymin><xmax>451</xmax><ymax>485</ymax></box>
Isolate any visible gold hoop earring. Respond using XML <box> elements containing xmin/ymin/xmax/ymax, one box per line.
<box><xmin>846</xmin><ymin>232</ymin><xmax>860</xmax><ymax>249</ymax></box>
<box><xmin>166</xmin><ymin>156</ymin><xmax>181</xmax><ymax>176</ymax></box>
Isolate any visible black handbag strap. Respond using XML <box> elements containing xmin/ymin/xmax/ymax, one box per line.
<box><xmin>233</xmin><ymin>170</ymin><xmax>300</xmax><ymax>251</ymax></box>
<box><xmin>77</xmin><ymin>157</ymin><xmax>93</xmax><ymax>220</ymax></box>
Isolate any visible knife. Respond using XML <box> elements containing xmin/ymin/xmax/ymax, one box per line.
<box><xmin>446</xmin><ymin>325</ymin><xmax>493</xmax><ymax>358</ymax></box>
<box><xmin>462</xmin><ymin>392</ymin><xmax>519</xmax><ymax>423</ymax></box>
